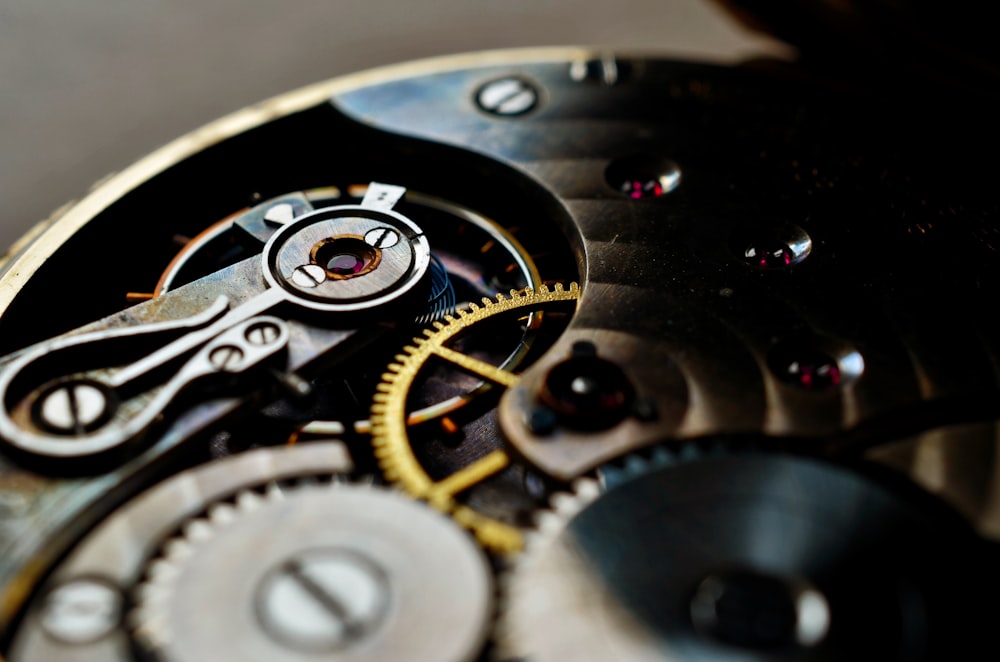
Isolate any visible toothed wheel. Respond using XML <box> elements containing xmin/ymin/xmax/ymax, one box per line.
<box><xmin>130</xmin><ymin>479</ymin><xmax>494</xmax><ymax>662</ymax></box>
<box><xmin>499</xmin><ymin>450</ymin><xmax>996</xmax><ymax>661</ymax></box>
<box><xmin>370</xmin><ymin>283</ymin><xmax>580</xmax><ymax>553</ymax></box>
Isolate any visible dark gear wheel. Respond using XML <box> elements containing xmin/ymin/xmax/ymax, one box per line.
<box><xmin>499</xmin><ymin>450</ymin><xmax>998</xmax><ymax>661</ymax></box>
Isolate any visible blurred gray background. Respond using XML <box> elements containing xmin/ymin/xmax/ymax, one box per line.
<box><xmin>0</xmin><ymin>0</ymin><xmax>788</xmax><ymax>250</ymax></box>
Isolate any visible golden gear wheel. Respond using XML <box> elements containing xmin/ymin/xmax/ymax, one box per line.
<box><xmin>370</xmin><ymin>283</ymin><xmax>580</xmax><ymax>554</ymax></box>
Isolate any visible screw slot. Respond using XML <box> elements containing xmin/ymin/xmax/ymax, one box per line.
<box><xmin>209</xmin><ymin>345</ymin><xmax>244</xmax><ymax>371</ymax></box>
<box><xmin>245</xmin><ymin>322</ymin><xmax>282</xmax><ymax>346</ymax></box>
<box><xmin>31</xmin><ymin>379</ymin><xmax>116</xmax><ymax>436</ymax></box>
<box><xmin>255</xmin><ymin>548</ymin><xmax>390</xmax><ymax>653</ymax></box>
<box><xmin>475</xmin><ymin>77</ymin><xmax>539</xmax><ymax>117</ymax></box>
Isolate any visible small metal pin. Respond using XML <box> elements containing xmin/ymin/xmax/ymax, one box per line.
<box><xmin>270</xmin><ymin>369</ymin><xmax>313</xmax><ymax>399</ymax></box>
<box><xmin>441</xmin><ymin>417</ymin><xmax>459</xmax><ymax>434</ymax></box>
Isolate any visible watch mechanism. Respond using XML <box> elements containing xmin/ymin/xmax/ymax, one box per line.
<box><xmin>1</xmin><ymin>44</ymin><xmax>999</xmax><ymax>661</ymax></box>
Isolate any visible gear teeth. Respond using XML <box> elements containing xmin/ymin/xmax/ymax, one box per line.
<box><xmin>264</xmin><ymin>481</ymin><xmax>286</xmax><ymax>501</ymax></box>
<box><xmin>495</xmin><ymin>474</ymin><xmax>604</xmax><ymax>662</ymax></box>
<box><xmin>549</xmin><ymin>492</ymin><xmax>577</xmax><ymax>515</ymax></box>
<box><xmin>574</xmin><ymin>477</ymin><xmax>601</xmax><ymax>502</ymax></box>
<box><xmin>678</xmin><ymin>443</ymin><xmax>702</xmax><ymax>463</ymax></box>
<box><xmin>235</xmin><ymin>490</ymin><xmax>264</xmax><ymax>512</ymax></box>
<box><xmin>133</xmin><ymin>475</ymin><xmax>358</xmax><ymax>653</ymax></box>
<box><xmin>533</xmin><ymin>509</ymin><xmax>565</xmax><ymax>537</ymax></box>
<box><xmin>182</xmin><ymin>519</ymin><xmax>213</xmax><ymax>543</ymax></box>
<box><xmin>207</xmin><ymin>503</ymin><xmax>236</xmax><ymax>526</ymax></box>
<box><xmin>624</xmin><ymin>453</ymin><xmax>648</xmax><ymax>474</ymax></box>
<box><xmin>527</xmin><ymin>478</ymin><xmax>603</xmax><ymax>547</ymax></box>
<box><xmin>649</xmin><ymin>445</ymin><xmax>674</xmax><ymax>467</ymax></box>
<box><xmin>368</xmin><ymin>282</ymin><xmax>581</xmax><ymax>554</ymax></box>
<box><xmin>132</xmin><ymin>475</ymin><xmax>496</xmax><ymax>662</ymax></box>
<box><xmin>147</xmin><ymin>558</ymin><xmax>181</xmax><ymax>583</ymax></box>
<box><xmin>600</xmin><ymin>439</ymin><xmax>758</xmax><ymax>492</ymax></box>
<box><xmin>162</xmin><ymin>538</ymin><xmax>193</xmax><ymax>562</ymax></box>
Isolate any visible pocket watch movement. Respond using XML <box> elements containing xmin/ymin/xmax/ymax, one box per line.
<box><xmin>1</xmin><ymin>37</ymin><xmax>998</xmax><ymax>661</ymax></box>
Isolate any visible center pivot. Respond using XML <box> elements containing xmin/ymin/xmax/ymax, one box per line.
<box><xmin>311</xmin><ymin>235</ymin><xmax>382</xmax><ymax>280</ymax></box>
<box><xmin>262</xmin><ymin>183</ymin><xmax>431</xmax><ymax>313</ymax></box>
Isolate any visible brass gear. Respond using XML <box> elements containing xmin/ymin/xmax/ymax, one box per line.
<box><xmin>370</xmin><ymin>283</ymin><xmax>580</xmax><ymax>554</ymax></box>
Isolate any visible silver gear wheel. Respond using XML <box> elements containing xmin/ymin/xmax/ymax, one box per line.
<box><xmin>131</xmin><ymin>478</ymin><xmax>494</xmax><ymax>662</ymax></box>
